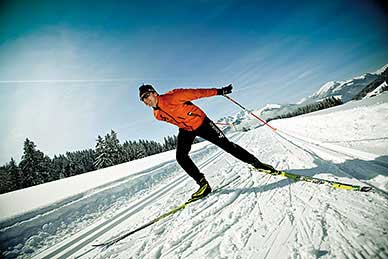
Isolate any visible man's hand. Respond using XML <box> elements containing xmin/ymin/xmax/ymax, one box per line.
<box><xmin>217</xmin><ymin>84</ymin><xmax>233</xmax><ymax>95</ymax></box>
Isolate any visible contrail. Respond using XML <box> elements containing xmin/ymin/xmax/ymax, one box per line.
<box><xmin>0</xmin><ymin>78</ymin><xmax>176</xmax><ymax>84</ymax></box>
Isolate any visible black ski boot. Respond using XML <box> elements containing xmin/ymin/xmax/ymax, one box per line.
<box><xmin>191</xmin><ymin>177</ymin><xmax>212</xmax><ymax>200</ymax></box>
<box><xmin>251</xmin><ymin>160</ymin><xmax>280</xmax><ymax>175</ymax></box>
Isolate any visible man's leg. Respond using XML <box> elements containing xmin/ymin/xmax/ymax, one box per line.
<box><xmin>176</xmin><ymin>128</ymin><xmax>212</xmax><ymax>199</ymax></box>
<box><xmin>197</xmin><ymin>118</ymin><xmax>276</xmax><ymax>171</ymax></box>
<box><xmin>176</xmin><ymin>128</ymin><xmax>204</xmax><ymax>184</ymax></box>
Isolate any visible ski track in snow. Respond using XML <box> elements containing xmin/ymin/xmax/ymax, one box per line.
<box><xmin>2</xmin><ymin>97</ymin><xmax>388</xmax><ymax>258</ymax></box>
<box><xmin>74</xmin><ymin>130</ymin><xmax>385</xmax><ymax>258</ymax></box>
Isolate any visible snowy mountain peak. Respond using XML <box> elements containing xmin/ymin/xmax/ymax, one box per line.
<box><xmin>364</xmin><ymin>81</ymin><xmax>388</xmax><ymax>99</ymax></box>
<box><xmin>300</xmin><ymin>68</ymin><xmax>385</xmax><ymax>104</ymax></box>
<box><xmin>300</xmin><ymin>64</ymin><xmax>387</xmax><ymax>104</ymax></box>
<box><xmin>312</xmin><ymin>81</ymin><xmax>343</xmax><ymax>98</ymax></box>
<box><xmin>260</xmin><ymin>103</ymin><xmax>282</xmax><ymax>111</ymax></box>
<box><xmin>219</xmin><ymin>64</ymin><xmax>387</xmax><ymax>129</ymax></box>
<box><xmin>373</xmin><ymin>64</ymin><xmax>388</xmax><ymax>75</ymax></box>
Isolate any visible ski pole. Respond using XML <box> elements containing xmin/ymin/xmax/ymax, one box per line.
<box><xmin>223</xmin><ymin>95</ymin><xmax>277</xmax><ymax>131</ymax></box>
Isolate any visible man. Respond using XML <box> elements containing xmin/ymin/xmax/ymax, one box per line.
<box><xmin>139</xmin><ymin>84</ymin><xmax>278</xmax><ymax>200</ymax></box>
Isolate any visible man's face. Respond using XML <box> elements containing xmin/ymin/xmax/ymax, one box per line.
<box><xmin>142</xmin><ymin>91</ymin><xmax>158</xmax><ymax>108</ymax></box>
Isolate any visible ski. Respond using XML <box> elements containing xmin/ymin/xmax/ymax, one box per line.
<box><xmin>251</xmin><ymin>167</ymin><xmax>372</xmax><ymax>192</ymax></box>
<box><xmin>92</xmin><ymin>175</ymin><xmax>240</xmax><ymax>247</ymax></box>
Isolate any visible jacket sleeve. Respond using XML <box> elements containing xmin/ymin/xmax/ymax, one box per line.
<box><xmin>169</xmin><ymin>88</ymin><xmax>218</xmax><ymax>103</ymax></box>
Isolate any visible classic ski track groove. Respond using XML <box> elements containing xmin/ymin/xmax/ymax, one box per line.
<box><xmin>33</xmin><ymin>133</ymin><xmax>244</xmax><ymax>258</ymax></box>
<box><xmin>30</xmin><ymin>128</ymin><xmax>388</xmax><ymax>259</ymax></box>
<box><xmin>162</xmin><ymin>174</ymin><xmax>251</xmax><ymax>257</ymax></box>
<box><xmin>275</xmin><ymin>130</ymin><xmax>387</xmax><ymax>196</ymax></box>
<box><xmin>279</xmin><ymin>130</ymin><xmax>388</xmax><ymax>174</ymax></box>
<box><xmin>257</xmin><ymin>130</ymin><xmax>388</xmax><ymax>258</ymax></box>
<box><xmin>228</xmin><ymin>129</ymin><xmax>386</xmax><ymax>259</ymax></box>
<box><xmin>279</xmin><ymin>130</ymin><xmax>388</xmax><ymax>168</ymax></box>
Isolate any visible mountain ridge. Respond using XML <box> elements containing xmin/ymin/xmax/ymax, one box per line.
<box><xmin>218</xmin><ymin>63</ymin><xmax>388</xmax><ymax>129</ymax></box>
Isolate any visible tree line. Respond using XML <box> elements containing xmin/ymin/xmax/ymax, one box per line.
<box><xmin>267</xmin><ymin>96</ymin><xmax>343</xmax><ymax>121</ymax></box>
<box><xmin>0</xmin><ymin>131</ymin><xmax>190</xmax><ymax>194</ymax></box>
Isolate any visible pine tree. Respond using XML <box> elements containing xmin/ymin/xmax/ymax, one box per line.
<box><xmin>163</xmin><ymin>136</ymin><xmax>177</xmax><ymax>151</ymax></box>
<box><xmin>80</xmin><ymin>149</ymin><xmax>96</xmax><ymax>172</ymax></box>
<box><xmin>0</xmin><ymin>158</ymin><xmax>20</xmax><ymax>193</ymax></box>
<box><xmin>66</xmin><ymin>151</ymin><xmax>82</xmax><ymax>177</ymax></box>
<box><xmin>123</xmin><ymin>140</ymin><xmax>136</xmax><ymax>162</ymax></box>
<box><xmin>94</xmin><ymin>135</ymin><xmax>112</xmax><ymax>169</ymax></box>
<box><xmin>36</xmin><ymin>155</ymin><xmax>52</xmax><ymax>183</ymax></box>
<box><xmin>52</xmin><ymin>154</ymin><xmax>69</xmax><ymax>179</ymax></box>
<box><xmin>135</xmin><ymin>140</ymin><xmax>146</xmax><ymax>159</ymax></box>
<box><xmin>0</xmin><ymin>166</ymin><xmax>9</xmax><ymax>194</ymax></box>
<box><xmin>105</xmin><ymin>130</ymin><xmax>124</xmax><ymax>165</ymax></box>
<box><xmin>7</xmin><ymin>158</ymin><xmax>21</xmax><ymax>191</ymax></box>
<box><xmin>19</xmin><ymin>138</ymin><xmax>46</xmax><ymax>188</ymax></box>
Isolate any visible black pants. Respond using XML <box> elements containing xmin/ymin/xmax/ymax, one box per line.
<box><xmin>176</xmin><ymin>117</ymin><xmax>259</xmax><ymax>184</ymax></box>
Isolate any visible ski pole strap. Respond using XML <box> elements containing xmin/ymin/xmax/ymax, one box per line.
<box><xmin>223</xmin><ymin>95</ymin><xmax>277</xmax><ymax>131</ymax></box>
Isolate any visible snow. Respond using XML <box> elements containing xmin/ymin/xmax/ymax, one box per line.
<box><xmin>313</xmin><ymin>81</ymin><xmax>342</xmax><ymax>98</ymax></box>
<box><xmin>261</xmin><ymin>64</ymin><xmax>387</xmax><ymax>120</ymax></box>
<box><xmin>298</xmin><ymin>64</ymin><xmax>387</xmax><ymax>106</ymax></box>
<box><xmin>373</xmin><ymin>64</ymin><xmax>388</xmax><ymax>75</ymax></box>
<box><xmin>1</xmin><ymin>94</ymin><xmax>388</xmax><ymax>258</ymax></box>
<box><xmin>364</xmin><ymin>81</ymin><xmax>388</xmax><ymax>99</ymax></box>
<box><xmin>272</xmin><ymin>92</ymin><xmax>388</xmax><ymax>158</ymax></box>
<box><xmin>301</xmin><ymin>73</ymin><xmax>378</xmax><ymax>104</ymax></box>
<box><xmin>260</xmin><ymin>104</ymin><xmax>282</xmax><ymax>110</ymax></box>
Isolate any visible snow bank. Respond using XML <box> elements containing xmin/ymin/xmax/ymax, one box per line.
<box><xmin>271</xmin><ymin>92</ymin><xmax>388</xmax><ymax>157</ymax></box>
<box><xmin>0</xmin><ymin>140</ymin><xmax>219</xmax><ymax>223</ymax></box>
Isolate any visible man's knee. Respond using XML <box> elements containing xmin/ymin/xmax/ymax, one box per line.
<box><xmin>176</xmin><ymin>152</ymin><xmax>190</xmax><ymax>165</ymax></box>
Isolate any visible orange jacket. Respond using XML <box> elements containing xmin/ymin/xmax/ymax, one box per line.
<box><xmin>153</xmin><ymin>88</ymin><xmax>218</xmax><ymax>131</ymax></box>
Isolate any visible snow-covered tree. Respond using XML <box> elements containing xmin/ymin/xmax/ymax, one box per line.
<box><xmin>52</xmin><ymin>154</ymin><xmax>69</xmax><ymax>179</ymax></box>
<box><xmin>7</xmin><ymin>158</ymin><xmax>21</xmax><ymax>191</ymax></box>
<box><xmin>135</xmin><ymin>140</ymin><xmax>147</xmax><ymax>159</ymax></box>
<box><xmin>123</xmin><ymin>140</ymin><xmax>136</xmax><ymax>161</ymax></box>
<box><xmin>0</xmin><ymin>166</ymin><xmax>9</xmax><ymax>194</ymax></box>
<box><xmin>105</xmin><ymin>130</ymin><xmax>125</xmax><ymax>165</ymax></box>
<box><xmin>19</xmin><ymin>138</ymin><xmax>47</xmax><ymax>188</ymax></box>
<box><xmin>94</xmin><ymin>135</ymin><xmax>112</xmax><ymax>169</ymax></box>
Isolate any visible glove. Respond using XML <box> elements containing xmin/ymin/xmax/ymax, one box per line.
<box><xmin>217</xmin><ymin>84</ymin><xmax>233</xmax><ymax>95</ymax></box>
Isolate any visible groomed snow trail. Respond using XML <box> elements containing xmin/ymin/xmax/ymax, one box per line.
<box><xmin>71</xmin><ymin>127</ymin><xmax>387</xmax><ymax>259</ymax></box>
<box><xmin>4</xmin><ymin>95</ymin><xmax>387</xmax><ymax>259</ymax></box>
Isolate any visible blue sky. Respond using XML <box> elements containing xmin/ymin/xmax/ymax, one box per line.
<box><xmin>0</xmin><ymin>0</ymin><xmax>387</xmax><ymax>164</ymax></box>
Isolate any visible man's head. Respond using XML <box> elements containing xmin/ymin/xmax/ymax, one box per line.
<box><xmin>139</xmin><ymin>84</ymin><xmax>158</xmax><ymax>107</ymax></box>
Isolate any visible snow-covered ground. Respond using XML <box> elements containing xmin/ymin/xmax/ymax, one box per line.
<box><xmin>1</xmin><ymin>93</ymin><xmax>388</xmax><ymax>259</ymax></box>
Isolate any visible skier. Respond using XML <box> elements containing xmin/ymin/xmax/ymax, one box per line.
<box><xmin>139</xmin><ymin>84</ymin><xmax>278</xmax><ymax>200</ymax></box>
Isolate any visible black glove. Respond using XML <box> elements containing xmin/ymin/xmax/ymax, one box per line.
<box><xmin>217</xmin><ymin>84</ymin><xmax>233</xmax><ymax>95</ymax></box>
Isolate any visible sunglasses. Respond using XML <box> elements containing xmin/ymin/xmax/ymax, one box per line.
<box><xmin>140</xmin><ymin>91</ymin><xmax>152</xmax><ymax>101</ymax></box>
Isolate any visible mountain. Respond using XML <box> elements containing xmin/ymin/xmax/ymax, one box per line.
<box><xmin>352</xmin><ymin>66</ymin><xmax>388</xmax><ymax>100</ymax></box>
<box><xmin>257</xmin><ymin>103</ymin><xmax>299</xmax><ymax>121</ymax></box>
<box><xmin>298</xmin><ymin>74</ymin><xmax>377</xmax><ymax>104</ymax></box>
<box><xmin>299</xmin><ymin>64</ymin><xmax>387</xmax><ymax>104</ymax></box>
<box><xmin>217</xmin><ymin>64</ymin><xmax>388</xmax><ymax>130</ymax></box>
<box><xmin>363</xmin><ymin>81</ymin><xmax>388</xmax><ymax>99</ymax></box>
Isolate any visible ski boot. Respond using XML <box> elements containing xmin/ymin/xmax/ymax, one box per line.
<box><xmin>190</xmin><ymin>177</ymin><xmax>212</xmax><ymax>201</ymax></box>
<box><xmin>251</xmin><ymin>160</ymin><xmax>280</xmax><ymax>175</ymax></box>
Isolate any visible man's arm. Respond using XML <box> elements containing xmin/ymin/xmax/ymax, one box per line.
<box><xmin>171</xmin><ymin>84</ymin><xmax>233</xmax><ymax>102</ymax></box>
